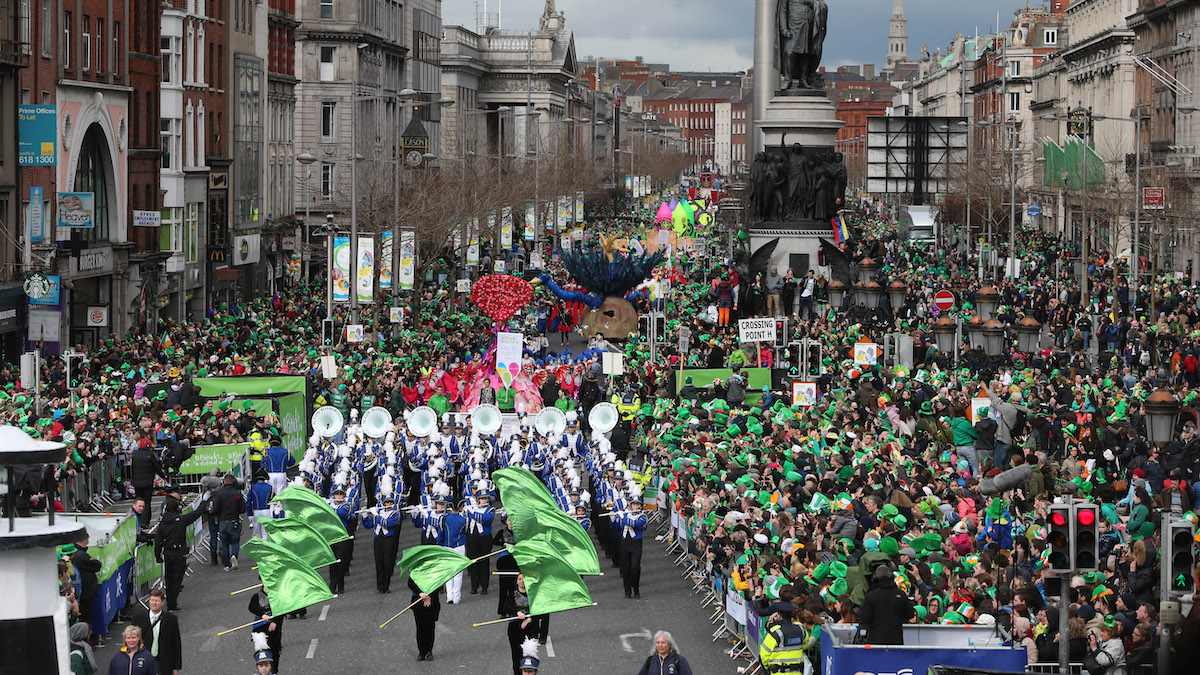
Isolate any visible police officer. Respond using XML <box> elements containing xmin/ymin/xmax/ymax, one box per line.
<box><xmin>155</xmin><ymin>488</ymin><xmax>210</xmax><ymax>610</ymax></box>
<box><xmin>758</xmin><ymin>602</ymin><xmax>810</xmax><ymax>672</ymax></box>
<box><xmin>363</xmin><ymin>495</ymin><xmax>401</xmax><ymax>593</ymax></box>
<box><xmin>464</xmin><ymin>491</ymin><xmax>496</xmax><ymax>595</ymax></box>
<box><xmin>617</xmin><ymin>496</ymin><xmax>646</xmax><ymax>599</ymax></box>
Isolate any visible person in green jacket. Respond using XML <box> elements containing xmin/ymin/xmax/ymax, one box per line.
<box><xmin>428</xmin><ymin>386</ymin><xmax>451</xmax><ymax>417</ymax></box>
<box><xmin>727</xmin><ymin>345</ymin><xmax>751</xmax><ymax>368</ymax></box>
<box><xmin>950</xmin><ymin>407</ymin><xmax>980</xmax><ymax>477</ymax></box>
<box><xmin>1127</xmin><ymin>488</ymin><xmax>1153</xmax><ymax>536</ymax></box>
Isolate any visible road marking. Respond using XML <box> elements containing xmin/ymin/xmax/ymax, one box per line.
<box><xmin>318</xmin><ymin>605</ymin><xmax>330</xmax><ymax>621</ymax></box>
<box><xmin>619</xmin><ymin>628</ymin><xmax>652</xmax><ymax>652</ymax></box>
<box><xmin>545</xmin><ymin>636</ymin><xmax>555</xmax><ymax>658</ymax></box>
<box><xmin>306</xmin><ymin>638</ymin><xmax>319</xmax><ymax>659</ymax></box>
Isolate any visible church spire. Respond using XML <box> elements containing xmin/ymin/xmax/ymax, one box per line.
<box><xmin>884</xmin><ymin>0</ymin><xmax>909</xmax><ymax>72</ymax></box>
<box><xmin>892</xmin><ymin>0</ymin><xmax>905</xmax><ymax>20</ymax></box>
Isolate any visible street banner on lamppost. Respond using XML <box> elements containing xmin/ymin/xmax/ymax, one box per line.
<box><xmin>333</xmin><ymin>236</ymin><xmax>351</xmax><ymax>303</ymax></box>
<box><xmin>379</xmin><ymin>230</ymin><xmax>393</xmax><ymax>290</ymax></box>
<box><xmin>356</xmin><ymin>236</ymin><xmax>374</xmax><ymax>303</ymax></box>
<box><xmin>398</xmin><ymin>230</ymin><xmax>416</xmax><ymax>290</ymax></box>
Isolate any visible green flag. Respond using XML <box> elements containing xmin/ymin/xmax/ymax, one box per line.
<box><xmin>507</xmin><ymin>537</ymin><xmax>593</xmax><ymax>616</ymax></box>
<box><xmin>242</xmin><ymin>539</ymin><xmax>333</xmax><ymax>617</ymax></box>
<box><xmin>270</xmin><ymin>485</ymin><xmax>351</xmax><ymax>545</ymax></box>
<box><xmin>397</xmin><ymin>545</ymin><xmax>472</xmax><ymax>594</ymax></box>
<box><xmin>257</xmin><ymin>518</ymin><xmax>337</xmax><ymax>569</ymax></box>
<box><xmin>493</xmin><ymin>468</ymin><xmax>600</xmax><ymax>575</ymax></box>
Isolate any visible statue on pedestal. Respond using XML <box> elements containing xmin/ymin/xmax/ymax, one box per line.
<box><xmin>776</xmin><ymin>0</ymin><xmax>829</xmax><ymax>89</ymax></box>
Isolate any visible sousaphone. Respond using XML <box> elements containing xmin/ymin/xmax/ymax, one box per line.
<box><xmin>362</xmin><ymin>406</ymin><xmax>394</xmax><ymax>439</ymax></box>
<box><xmin>408</xmin><ymin>406</ymin><xmax>438</xmax><ymax>438</ymax></box>
<box><xmin>588</xmin><ymin>402</ymin><xmax>619</xmax><ymax>434</ymax></box>
<box><xmin>472</xmin><ymin>404</ymin><xmax>503</xmax><ymax>436</ymax></box>
<box><xmin>312</xmin><ymin>406</ymin><xmax>345</xmax><ymax>439</ymax></box>
<box><xmin>535</xmin><ymin>407</ymin><xmax>567</xmax><ymax>437</ymax></box>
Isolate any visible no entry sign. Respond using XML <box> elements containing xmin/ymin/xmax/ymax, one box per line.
<box><xmin>933</xmin><ymin>290</ymin><xmax>955</xmax><ymax>312</ymax></box>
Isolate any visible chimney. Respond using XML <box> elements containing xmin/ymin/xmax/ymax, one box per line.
<box><xmin>863</xmin><ymin>64</ymin><xmax>876</xmax><ymax>79</ymax></box>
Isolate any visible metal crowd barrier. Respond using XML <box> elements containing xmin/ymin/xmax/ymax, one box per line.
<box><xmin>60</xmin><ymin>455</ymin><xmax>120</xmax><ymax>512</ymax></box>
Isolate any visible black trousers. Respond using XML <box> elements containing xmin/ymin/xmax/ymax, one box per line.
<box><xmin>329</xmin><ymin>539</ymin><xmax>351</xmax><ymax>593</ymax></box>
<box><xmin>374</xmin><ymin>534</ymin><xmax>400</xmax><ymax>591</ymax></box>
<box><xmin>620</xmin><ymin>537</ymin><xmax>643</xmax><ymax>593</ymax></box>
<box><xmin>345</xmin><ymin>519</ymin><xmax>358</xmax><ymax>567</ymax></box>
<box><xmin>465</xmin><ymin>532</ymin><xmax>492</xmax><ymax>591</ymax></box>
<box><xmin>134</xmin><ymin>486</ymin><xmax>153</xmax><ymax>527</ymax></box>
<box><xmin>507</xmin><ymin>617</ymin><xmax>544</xmax><ymax>675</ymax></box>
<box><xmin>163</xmin><ymin>549</ymin><xmax>187</xmax><ymax>608</ymax></box>
<box><xmin>413</xmin><ymin>603</ymin><xmax>438</xmax><ymax>657</ymax></box>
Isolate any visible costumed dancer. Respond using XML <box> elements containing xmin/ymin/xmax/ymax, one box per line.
<box><xmin>407</xmin><ymin>573</ymin><xmax>441</xmax><ymax>662</ymax></box>
<box><xmin>363</xmin><ymin>495</ymin><xmax>401</xmax><ymax>593</ymax></box>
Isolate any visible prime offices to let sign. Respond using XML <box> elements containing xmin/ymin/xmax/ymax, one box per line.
<box><xmin>18</xmin><ymin>105</ymin><xmax>57</xmax><ymax>166</ymax></box>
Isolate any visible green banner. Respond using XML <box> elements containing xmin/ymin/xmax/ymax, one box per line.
<box><xmin>676</xmin><ymin>368</ymin><xmax>770</xmax><ymax>405</ymax></box>
<box><xmin>178</xmin><ymin>442</ymin><xmax>251</xmax><ymax>474</ymax></box>
<box><xmin>88</xmin><ymin>516</ymin><xmax>138</xmax><ymax>582</ymax></box>
<box><xmin>195</xmin><ymin>375</ymin><xmax>308</xmax><ymax>459</ymax></box>
<box><xmin>194</xmin><ymin>375</ymin><xmax>307</xmax><ymax>398</ymax></box>
<box><xmin>276</xmin><ymin>391</ymin><xmax>305</xmax><ymax>459</ymax></box>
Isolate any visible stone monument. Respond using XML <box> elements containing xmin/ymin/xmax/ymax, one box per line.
<box><xmin>749</xmin><ymin>0</ymin><xmax>847</xmax><ymax>275</ymax></box>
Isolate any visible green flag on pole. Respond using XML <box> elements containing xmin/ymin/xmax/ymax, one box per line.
<box><xmin>493</xmin><ymin>468</ymin><xmax>600</xmax><ymax>575</ymax></box>
<box><xmin>507</xmin><ymin>537</ymin><xmax>594</xmax><ymax>616</ymax></box>
<box><xmin>396</xmin><ymin>545</ymin><xmax>472</xmax><ymax>594</ymax></box>
<box><xmin>257</xmin><ymin>517</ymin><xmax>337</xmax><ymax>569</ymax></box>
<box><xmin>270</xmin><ymin>485</ymin><xmax>351</xmax><ymax>545</ymax></box>
<box><xmin>241</xmin><ymin>539</ymin><xmax>334</xmax><ymax>617</ymax></box>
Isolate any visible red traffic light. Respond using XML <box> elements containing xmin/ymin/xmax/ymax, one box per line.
<box><xmin>1077</xmin><ymin>509</ymin><xmax>1096</xmax><ymax>526</ymax></box>
<box><xmin>1051</xmin><ymin>512</ymin><xmax>1067</xmax><ymax>527</ymax></box>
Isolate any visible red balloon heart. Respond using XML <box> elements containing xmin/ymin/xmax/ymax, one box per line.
<box><xmin>471</xmin><ymin>274</ymin><xmax>535</xmax><ymax>323</ymax></box>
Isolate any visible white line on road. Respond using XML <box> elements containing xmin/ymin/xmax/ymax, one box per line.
<box><xmin>318</xmin><ymin>605</ymin><xmax>330</xmax><ymax>621</ymax></box>
<box><xmin>545</xmin><ymin>636</ymin><xmax>555</xmax><ymax>658</ymax></box>
<box><xmin>306</xmin><ymin>638</ymin><xmax>319</xmax><ymax>659</ymax></box>
<box><xmin>619</xmin><ymin>629</ymin><xmax>653</xmax><ymax>653</ymax></box>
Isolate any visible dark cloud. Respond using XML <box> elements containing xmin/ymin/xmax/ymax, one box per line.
<box><xmin>444</xmin><ymin>0</ymin><xmax>1032</xmax><ymax>72</ymax></box>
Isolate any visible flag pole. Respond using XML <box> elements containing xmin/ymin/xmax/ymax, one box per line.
<box><xmin>379</xmin><ymin>596</ymin><xmax>423</xmax><ymax>629</ymax></box>
<box><xmin>250</xmin><ymin>559</ymin><xmax>338</xmax><ymax>573</ymax></box>
<box><xmin>230</xmin><ymin>583</ymin><xmax>263</xmax><ymax>596</ymax></box>
<box><xmin>470</xmin><ymin>548</ymin><xmax>505</xmax><ymax>564</ymax></box>
<box><xmin>217</xmin><ymin>616</ymin><xmax>274</xmax><ymax>637</ymax></box>
<box><xmin>472</xmin><ymin>602</ymin><xmax>599</xmax><ymax>628</ymax></box>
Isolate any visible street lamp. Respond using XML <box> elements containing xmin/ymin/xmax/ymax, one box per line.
<box><xmin>1015</xmin><ymin>315</ymin><xmax>1041</xmax><ymax>353</ymax></box>
<box><xmin>1145</xmin><ymin>389</ymin><xmax>1181</xmax><ymax>444</ymax></box>
<box><xmin>975</xmin><ymin>285</ymin><xmax>1000</xmax><ymax>321</ymax></box>
<box><xmin>297</xmin><ymin>152</ymin><xmax>317</xmax><ymax>283</ymax></box>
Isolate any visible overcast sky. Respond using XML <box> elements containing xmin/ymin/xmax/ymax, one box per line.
<box><xmin>444</xmin><ymin>0</ymin><xmax>1035</xmax><ymax>72</ymax></box>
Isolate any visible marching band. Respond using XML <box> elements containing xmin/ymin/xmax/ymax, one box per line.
<box><xmin>288</xmin><ymin>401</ymin><xmax>651</xmax><ymax>656</ymax></box>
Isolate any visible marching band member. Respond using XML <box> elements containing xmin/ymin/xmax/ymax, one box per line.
<box><xmin>327</xmin><ymin>488</ymin><xmax>353</xmax><ymax>594</ymax></box>
<box><xmin>464</xmin><ymin>490</ymin><xmax>496</xmax><ymax>595</ymax></box>
<box><xmin>617</xmin><ymin>493</ymin><xmax>647</xmax><ymax>599</ymax></box>
<box><xmin>442</xmin><ymin>500</ymin><xmax>468</xmax><ymax>604</ymax></box>
<box><xmin>363</xmin><ymin>495</ymin><xmax>401</xmax><ymax>594</ymax></box>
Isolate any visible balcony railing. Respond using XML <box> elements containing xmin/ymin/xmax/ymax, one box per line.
<box><xmin>0</xmin><ymin>40</ymin><xmax>30</xmax><ymax>68</ymax></box>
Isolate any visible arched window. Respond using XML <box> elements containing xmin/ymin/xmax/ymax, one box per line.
<box><xmin>74</xmin><ymin>124</ymin><xmax>112</xmax><ymax>241</ymax></box>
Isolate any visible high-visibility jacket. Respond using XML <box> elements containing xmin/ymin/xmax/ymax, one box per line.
<box><xmin>759</xmin><ymin>621</ymin><xmax>809</xmax><ymax>672</ymax></box>
<box><xmin>613</xmin><ymin>392</ymin><xmax>639</xmax><ymax>421</ymax></box>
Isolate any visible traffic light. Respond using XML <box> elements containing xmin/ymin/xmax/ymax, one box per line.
<box><xmin>65</xmin><ymin>353</ymin><xmax>87</xmax><ymax>389</ymax></box>
<box><xmin>1047</xmin><ymin>503</ymin><xmax>1072</xmax><ymax>573</ymax></box>
<box><xmin>653</xmin><ymin>314</ymin><xmax>667</xmax><ymax>344</ymax></box>
<box><xmin>806</xmin><ymin>340</ymin><xmax>823</xmax><ymax>377</ymax></box>
<box><xmin>1167</xmin><ymin>519</ymin><xmax>1197</xmax><ymax>596</ymax></box>
<box><xmin>774</xmin><ymin>318</ymin><xmax>788</xmax><ymax>348</ymax></box>
<box><xmin>322</xmin><ymin>319</ymin><xmax>337</xmax><ymax>344</ymax></box>
<box><xmin>638</xmin><ymin>314</ymin><xmax>652</xmax><ymax>340</ymax></box>
<box><xmin>1074</xmin><ymin>503</ymin><xmax>1100</xmax><ymax>572</ymax></box>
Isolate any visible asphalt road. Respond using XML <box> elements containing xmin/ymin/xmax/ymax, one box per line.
<box><xmin>93</xmin><ymin>514</ymin><xmax>736</xmax><ymax>674</ymax></box>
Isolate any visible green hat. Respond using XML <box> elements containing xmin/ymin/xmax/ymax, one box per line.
<box><xmin>879</xmin><ymin>538</ymin><xmax>899</xmax><ymax>557</ymax></box>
